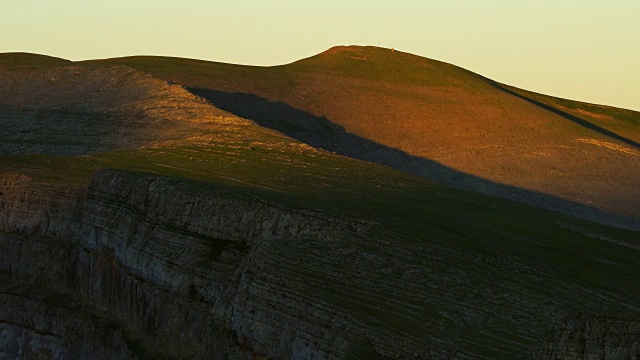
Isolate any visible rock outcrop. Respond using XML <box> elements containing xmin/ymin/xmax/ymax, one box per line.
<box><xmin>530</xmin><ymin>315</ymin><xmax>640</xmax><ymax>360</ymax></box>
<box><xmin>0</xmin><ymin>170</ymin><xmax>456</xmax><ymax>359</ymax></box>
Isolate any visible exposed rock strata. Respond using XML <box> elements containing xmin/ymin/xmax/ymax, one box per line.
<box><xmin>530</xmin><ymin>315</ymin><xmax>640</xmax><ymax>360</ymax></box>
<box><xmin>1</xmin><ymin>289</ymin><xmax>135</xmax><ymax>360</ymax></box>
<box><xmin>0</xmin><ymin>170</ymin><xmax>455</xmax><ymax>359</ymax></box>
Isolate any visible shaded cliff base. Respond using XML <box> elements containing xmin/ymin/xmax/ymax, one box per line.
<box><xmin>1</xmin><ymin>284</ymin><xmax>137</xmax><ymax>360</ymax></box>
<box><xmin>530</xmin><ymin>314</ymin><xmax>640</xmax><ymax>360</ymax></box>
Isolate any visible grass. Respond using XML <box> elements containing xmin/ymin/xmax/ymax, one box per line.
<box><xmin>3</xmin><ymin>48</ymin><xmax>640</xmax><ymax>358</ymax></box>
<box><xmin>80</xmin><ymin>46</ymin><xmax>640</xmax><ymax>226</ymax></box>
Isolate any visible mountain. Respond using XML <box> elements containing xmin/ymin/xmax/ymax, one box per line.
<box><xmin>1</xmin><ymin>50</ymin><xmax>639</xmax><ymax>359</ymax></box>
<box><xmin>88</xmin><ymin>46</ymin><xmax>640</xmax><ymax>229</ymax></box>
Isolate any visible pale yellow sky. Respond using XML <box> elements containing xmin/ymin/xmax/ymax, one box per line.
<box><xmin>2</xmin><ymin>0</ymin><xmax>639</xmax><ymax>111</ymax></box>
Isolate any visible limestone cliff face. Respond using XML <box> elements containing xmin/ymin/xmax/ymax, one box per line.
<box><xmin>0</xmin><ymin>170</ymin><xmax>456</xmax><ymax>359</ymax></box>
<box><xmin>530</xmin><ymin>315</ymin><xmax>640</xmax><ymax>360</ymax></box>
<box><xmin>1</xmin><ymin>291</ymin><xmax>135</xmax><ymax>360</ymax></box>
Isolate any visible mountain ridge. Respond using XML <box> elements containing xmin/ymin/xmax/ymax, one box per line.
<box><xmin>65</xmin><ymin>46</ymin><xmax>640</xmax><ymax>226</ymax></box>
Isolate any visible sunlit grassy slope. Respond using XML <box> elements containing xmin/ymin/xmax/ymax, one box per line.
<box><xmin>86</xmin><ymin>46</ymin><xmax>640</xmax><ymax>224</ymax></box>
<box><xmin>1</xmin><ymin>52</ymin><xmax>640</xmax><ymax>359</ymax></box>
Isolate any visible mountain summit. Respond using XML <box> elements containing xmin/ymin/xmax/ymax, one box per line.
<box><xmin>90</xmin><ymin>46</ymin><xmax>640</xmax><ymax>228</ymax></box>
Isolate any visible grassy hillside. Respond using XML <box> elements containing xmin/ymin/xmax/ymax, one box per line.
<box><xmin>1</xmin><ymin>52</ymin><xmax>640</xmax><ymax>358</ymax></box>
<box><xmin>0</xmin><ymin>52</ymin><xmax>71</xmax><ymax>69</ymax></box>
<box><xmin>84</xmin><ymin>46</ymin><xmax>640</xmax><ymax>226</ymax></box>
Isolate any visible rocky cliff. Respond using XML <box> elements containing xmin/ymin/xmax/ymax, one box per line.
<box><xmin>0</xmin><ymin>170</ymin><xmax>455</xmax><ymax>359</ymax></box>
<box><xmin>530</xmin><ymin>315</ymin><xmax>640</xmax><ymax>360</ymax></box>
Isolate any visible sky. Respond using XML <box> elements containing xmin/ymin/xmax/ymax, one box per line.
<box><xmin>2</xmin><ymin>0</ymin><xmax>639</xmax><ymax>111</ymax></box>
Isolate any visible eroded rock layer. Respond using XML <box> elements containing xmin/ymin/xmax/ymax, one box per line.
<box><xmin>530</xmin><ymin>315</ymin><xmax>640</xmax><ymax>360</ymax></box>
<box><xmin>0</xmin><ymin>170</ymin><xmax>454</xmax><ymax>359</ymax></box>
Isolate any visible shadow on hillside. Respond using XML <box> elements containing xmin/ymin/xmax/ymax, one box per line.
<box><xmin>487</xmin><ymin>81</ymin><xmax>640</xmax><ymax>150</ymax></box>
<box><xmin>190</xmin><ymin>88</ymin><xmax>640</xmax><ymax>231</ymax></box>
